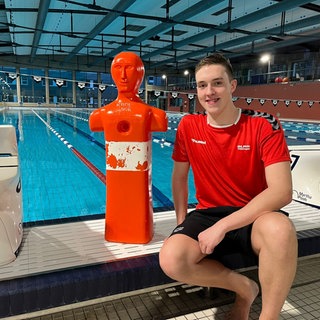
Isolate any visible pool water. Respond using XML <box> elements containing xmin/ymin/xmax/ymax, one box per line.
<box><xmin>0</xmin><ymin>108</ymin><xmax>318</xmax><ymax>224</ymax></box>
<box><xmin>282</xmin><ymin>121</ymin><xmax>320</xmax><ymax>145</ymax></box>
<box><xmin>0</xmin><ymin>108</ymin><xmax>195</xmax><ymax>223</ymax></box>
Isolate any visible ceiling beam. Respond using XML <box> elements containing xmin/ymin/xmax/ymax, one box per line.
<box><xmin>159</xmin><ymin>14</ymin><xmax>320</xmax><ymax>69</ymax></box>
<box><xmin>61</xmin><ymin>0</ymin><xmax>137</xmax><ymax>65</ymax></box>
<box><xmin>90</xmin><ymin>0</ymin><xmax>225</xmax><ymax>66</ymax></box>
<box><xmin>30</xmin><ymin>0</ymin><xmax>51</xmax><ymax>61</ymax></box>
<box><xmin>147</xmin><ymin>0</ymin><xmax>319</xmax><ymax>68</ymax></box>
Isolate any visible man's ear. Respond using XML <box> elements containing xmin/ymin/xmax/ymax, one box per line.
<box><xmin>231</xmin><ymin>79</ymin><xmax>237</xmax><ymax>93</ymax></box>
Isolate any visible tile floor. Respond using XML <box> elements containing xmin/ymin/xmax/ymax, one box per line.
<box><xmin>1</xmin><ymin>201</ymin><xmax>319</xmax><ymax>281</ymax></box>
<box><xmin>0</xmin><ymin>200</ymin><xmax>319</xmax><ymax>319</ymax></box>
<box><xmin>3</xmin><ymin>255</ymin><xmax>320</xmax><ymax>320</ymax></box>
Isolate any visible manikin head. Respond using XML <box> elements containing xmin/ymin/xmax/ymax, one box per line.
<box><xmin>111</xmin><ymin>52</ymin><xmax>145</xmax><ymax>94</ymax></box>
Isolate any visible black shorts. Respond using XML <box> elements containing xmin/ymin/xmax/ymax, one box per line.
<box><xmin>169</xmin><ymin>206</ymin><xmax>288</xmax><ymax>262</ymax></box>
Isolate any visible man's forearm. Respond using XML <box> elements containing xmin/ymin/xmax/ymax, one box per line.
<box><xmin>172</xmin><ymin>181</ymin><xmax>189</xmax><ymax>224</ymax></box>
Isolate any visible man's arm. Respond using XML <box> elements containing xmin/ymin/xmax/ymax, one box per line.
<box><xmin>172</xmin><ymin>161</ymin><xmax>190</xmax><ymax>225</ymax></box>
<box><xmin>220</xmin><ymin>160</ymin><xmax>292</xmax><ymax>229</ymax></box>
<box><xmin>198</xmin><ymin>161</ymin><xmax>293</xmax><ymax>254</ymax></box>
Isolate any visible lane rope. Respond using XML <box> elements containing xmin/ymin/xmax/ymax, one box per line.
<box><xmin>49</xmin><ymin>109</ymin><xmax>174</xmax><ymax>206</ymax></box>
<box><xmin>285</xmin><ymin>135</ymin><xmax>320</xmax><ymax>144</ymax></box>
<box><xmin>32</xmin><ymin>109</ymin><xmax>106</xmax><ymax>184</ymax></box>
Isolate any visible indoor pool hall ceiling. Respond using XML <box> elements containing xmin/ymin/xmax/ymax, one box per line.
<box><xmin>0</xmin><ymin>0</ymin><xmax>320</xmax><ymax>74</ymax></box>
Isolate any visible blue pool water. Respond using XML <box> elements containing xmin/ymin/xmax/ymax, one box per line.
<box><xmin>0</xmin><ymin>108</ymin><xmax>195</xmax><ymax>223</ymax></box>
<box><xmin>0</xmin><ymin>107</ymin><xmax>319</xmax><ymax>224</ymax></box>
<box><xmin>282</xmin><ymin>121</ymin><xmax>320</xmax><ymax>146</ymax></box>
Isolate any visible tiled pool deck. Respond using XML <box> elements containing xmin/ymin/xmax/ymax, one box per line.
<box><xmin>0</xmin><ymin>200</ymin><xmax>319</xmax><ymax>319</ymax></box>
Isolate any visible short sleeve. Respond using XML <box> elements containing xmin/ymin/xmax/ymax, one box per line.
<box><xmin>172</xmin><ymin>118</ymin><xmax>189</xmax><ymax>162</ymax></box>
<box><xmin>260</xmin><ymin>121</ymin><xmax>290</xmax><ymax>167</ymax></box>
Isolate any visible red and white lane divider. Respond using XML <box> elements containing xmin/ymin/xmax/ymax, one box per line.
<box><xmin>32</xmin><ymin>109</ymin><xmax>106</xmax><ymax>184</ymax></box>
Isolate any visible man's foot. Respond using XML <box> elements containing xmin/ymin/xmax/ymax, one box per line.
<box><xmin>225</xmin><ymin>279</ymin><xmax>259</xmax><ymax>320</ymax></box>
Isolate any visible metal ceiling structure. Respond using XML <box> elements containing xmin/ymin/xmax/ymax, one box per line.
<box><xmin>0</xmin><ymin>0</ymin><xmax>320</xmax><ymax>74</ymax></box>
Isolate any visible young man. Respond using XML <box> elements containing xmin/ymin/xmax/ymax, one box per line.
<box><xmin>159</xmin><ymin>53</ymin><xmax>298</xmax><ymax>320</ymax></box>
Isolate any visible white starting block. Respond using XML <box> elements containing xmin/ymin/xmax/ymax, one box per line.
<box><xmin>289</xmin><ymin>145</ymin><xmax>320</xmax><ymax>208</ymax></box>
<box><xmin>0</xmin><ymin>125</ymin><xmax>23</xmax><ymax>265</ymax></box>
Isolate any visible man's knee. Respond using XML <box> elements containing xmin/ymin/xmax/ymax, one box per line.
<box><xmin>159</xmin><ymin>235</ymin><xmax>201</xmax><ymax>280</ymax></box>
<box><xmin>159</xmin><ymin>241</ymin><xmax>184</xmax><ymax>279</ymax></box>
<box><xmin>252</xmin><ymin>212</ymin><xmax>297</xmax><ymax>254</ymax></box>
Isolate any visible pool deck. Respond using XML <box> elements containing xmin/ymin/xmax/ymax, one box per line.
<box><xmin>0</xmin><ymin>200</ymin><xmax>319</xmax><ymax>318</ymax></box>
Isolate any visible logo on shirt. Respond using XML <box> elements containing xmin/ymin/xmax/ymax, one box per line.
<box><xmin>191</xmin><ymin>138</ymin><xmax>206</xmax><ymax>145</ymax></box>
<box><xmin>237</xmin><ymin>144</ymin><xmax>251</xmax><ymax>151</ymax></box>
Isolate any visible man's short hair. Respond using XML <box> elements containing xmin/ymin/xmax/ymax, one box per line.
<box><xmin>195</xmin><ymin>53</ymin><xmax>234</xmax><ymax>80</ymax></box>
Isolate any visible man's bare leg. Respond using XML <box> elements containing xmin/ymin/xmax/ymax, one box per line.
<box><xmin>251</xmin><ymin>213</ymin><xmax>298</xmax><ymax>319</ymax></box>
<box><xmin>160</xmin><ymin>235</ymin><xmax>259</xmax><ymax>320</ymax></box>
<box><xmin>225</xmin><ymin>285</ymin><xmax>259</xmax><ymax>320</ymax></box>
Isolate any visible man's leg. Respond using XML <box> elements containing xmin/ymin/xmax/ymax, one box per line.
<box><xmin>159</xmin><ymin>234</ymin><xmax>259</xmax><ymax>320</ymax></box>
<box><xmin>251</xmin><ymin>212</ymin><xmax>298</xmax><ymax>319</ymax></box>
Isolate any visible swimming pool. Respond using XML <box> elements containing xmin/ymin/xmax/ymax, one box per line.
<box><xmin>282</xmin><ymin>120</ymin><xmax>320</xmax><ymax>146</ymax></box>
<box><xmin>0</xmin><ymin>107</ymin><xmax>319</xmax><ymax>224</ymax></box>
<box><xmin>0</xmin><ymin>107</ymin><xmax>195</xmax><ymax>223</ymax></box>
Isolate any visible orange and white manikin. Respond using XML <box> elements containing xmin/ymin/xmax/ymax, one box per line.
<box><xmin>89</xmin><ymin>52</ymin><xmax>168</xmax><ymax>244</ymax></box>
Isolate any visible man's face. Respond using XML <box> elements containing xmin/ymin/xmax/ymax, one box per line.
<box><xmin>195</xmin><ymin>64</ymin><xmax>237</xmax><ymax>114</ymax></box>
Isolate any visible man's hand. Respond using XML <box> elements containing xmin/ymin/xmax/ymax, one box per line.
<box><xmin>198</xmin><ymin>225</ymin><xmax>226</xmax><ymax>255</ymax></box>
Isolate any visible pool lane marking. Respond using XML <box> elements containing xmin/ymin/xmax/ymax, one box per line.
<box><xmin>54</xmin><ymin>109</ymin><xmax>88</xmax><ymax>122</ymax></box>
<box><xmin>55</xmin><ymin>109</ymin><xmax>177</xmax><ymax>148</ymax></box>
<box><xmin>52</xmin><ymin>111</ymin><xmax>174</xmax><ymax>207</ymax></box>
<box><xmin>54</xmin><ymin>113</ymin><xmax>106</xmax><ymax>149</ymax></box>
<box><xmin>54</xmin><ymin>109</ymin><xmax>176</xmax><ymax>149</ymax></box>
<box><xmin>285</xmin><ymin>135</ymin><xmax>320</xmax><ymax>144</ymax></box>
<box><xmin>44</xmin><ymin>110</ymin><xmax>175</xmax><ymax>206</ymax></box>
<box><xmin>32</xmin><ymin>109</ymin><xmax>106</xmax><ymax>185</ymax></box>
<box><xmin>53</xmin><ymin>111</ymin><xmax>320</xmax><ymax>147</ymax></box>
<box><xmin>283</xmin><ymin>128</ymin><xmax>320</xmax><ymax>135</ymax></box>
<box><xmin>152</xmin><ymin>138</ymin><xmax>173</xmax><ymax>147</ymax></box>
